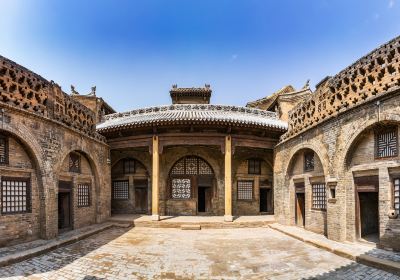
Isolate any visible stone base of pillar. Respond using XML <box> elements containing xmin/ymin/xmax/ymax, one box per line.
<box><xmin>224</xmin><ymin>215</ymin><xmax>233</xmax><ymax>222</ymax></box>
<box><xmin>152</xmin><ymin>214</ymin><xmax>160</xmax><ymax>221</ymax></box>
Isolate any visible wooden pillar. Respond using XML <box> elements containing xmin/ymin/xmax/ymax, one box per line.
<box><xmin>151</xmin><ymin>135</ymin><xmax>160</xmax><ymax>221</ymax></box>
<box><xmin>224</xmin><ymin>135</ymin><xmax>233</xmax><ymax>222</ymax></box>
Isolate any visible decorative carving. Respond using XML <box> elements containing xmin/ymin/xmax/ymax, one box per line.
<box><xmin>0</xmin><ymin>55</ymin><xmax>105</xmax><ymax>142</ymax></box>
<box><xmin>284</xmin><ymin>36</ymin><xmax>400</xmax><ymax>140</ymax></box>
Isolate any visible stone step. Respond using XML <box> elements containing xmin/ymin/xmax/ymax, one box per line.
<box><xmin>181</xmin><ymin>224</ymin><xmax>201</xmax><ymax>230</ymax></box>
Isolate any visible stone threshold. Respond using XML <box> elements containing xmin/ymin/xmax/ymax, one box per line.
<box><xmin>0</xmin><ymin>222</ymin><xmax>129</xmax><ymax>268</ymax></box>
<box><xmin>269</xmin><ymin>223</ymin><xmax>400</xmax><ymax>276</ymax></box>
<box><xmin>109</xmin><ymin>214</ymin><xmax>275</xmax><ymax>229</ymax></box>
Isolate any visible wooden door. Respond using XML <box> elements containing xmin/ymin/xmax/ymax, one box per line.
<box><xmin>295</xmin><ymin>193</ymin><xmax>305</xmax><ymax>227</ymax></box>
<box><xmin>135</xmin><ymin>188</ymin><xmax>148</xmax><ymax>213</ymax></box>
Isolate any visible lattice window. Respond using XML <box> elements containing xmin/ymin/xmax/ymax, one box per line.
<box><xmin>375</xmin><ymin>127</ymin><xmax>398</xmax><ymax>158</ymax></box>
<box><xmin>237</xmin><ymin>180</ymin><xmax>253</xmax><ymax>200</ymax></box>
<box><xmin>69</xmin><ymin>153</ymin><xmax>81</xmax><ymax>173</ymax></box>
<box><xmin>112</xmin><ymin>180</ymin><xmax>129</xmax><ymax>200</ymax></box>
<box><xmin>304</xmin><ymin>151</ymin><xmax>315</xmax><ymax>172</ymax></box>
<box><xmin>171</xmin><ymin>160</ymin><xmax>185</xmax><ymax>175</ymax></box>
<box><xmin>199</xmin><ymin>159</ymin><xmax>213</xmax><ymax>174</ymax></box>
<box><xmin>1</xmin><ymin>177</ymin><xmax>30</xmax><ymax>214</ymax></box>
<box><xmin>171</xmin><ymin>178</ymin><xmax>191</xmax><ymax>199</ymax></box>
<box><xmin>170</xmin><ymin>156</ymin><xmax>213</xmax><ymax>176</ymax></box>
<box><xmin>77</xmin><ymin>183</ymin><xmax>90</xmax><ymax>207</ymax></box>
<box><xmin>185</xmin><ymin>157</ymin><xmax>198</xmax><ymax>175</ymax></box>
<box><xmin>123</xmin><ymin>159</ymin><xmax>135</xmax><ymax>174</ymax></box>
<box><xmin>312</xmin><ymin>183</ymin><xmax>326</xmax><ymax>210</ymax></box>
<box><xmin>0</xmin><ymin>135</ymin><xmax>8</xmax><ymax>165</ymax></box>
<box><xmin>248</xmin><ymin>159</ymin><xmax>261</xmax><ymax>175</ymax></box>
<box><xmin>394</xmin><ymin>179</ymin><xmax>400</xmax><ymax>215</ymax></box>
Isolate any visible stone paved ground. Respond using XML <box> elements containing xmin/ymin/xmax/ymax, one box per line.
<box><xmin>0</xmin><ymin>227</ymin><xmax>398</xmax><ymax>280</ymax></box>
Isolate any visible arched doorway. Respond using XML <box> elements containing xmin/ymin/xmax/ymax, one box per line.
<box><xmin>58</xmin><ymin>150</ymin><xmax>96</xmax><ymax>232</ymax></box>
<box><xmin>111</xmin><ymin>157</ymin><xmax>150</xmax><ymax>214</ymax></box>
<box><xmin>0</xmin><ymin>130</ymin><xmax>43</xmax><ymax>245</ymax></box>
<box><xmin>169</xmin><ymin>156</ymin><xmax>215</xmax><ymax>214</ymax></box>
<box><xmin>344</xmin><ymin>123</ymin><xmax>400</xmax><ymax>243</ymax></box>
<box><xmin>287</xmin><ymin>148</ymin><xmax>327</xmax><ymax>234</ymax></box>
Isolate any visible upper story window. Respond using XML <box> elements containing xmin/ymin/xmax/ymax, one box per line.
<box><xmin>248</xmin><ymin>159</ymin><xmax>261</xmax><ymax>175</ymax></box>
<box><xmin>375</xmin><ymin>127</ymin><xmax>398</xmax><ymax>158</ymax></box>
<box><xmin>69</xmin><ymin>153</ymin><xmax>81</xmax><ymax>173</ymax></box>
<box><xmin>304</xmin><ymin>151</ymin><xmax>315</xmax><ymax>172</ymax></box>
<box><xmin>123</xmin><ymin>159</ymin><xmax>135</xmax><ymax>174</ymax></box>
<box><xmin>0</xmin><ymin>134</ymin><xmax>8</xmax><ymax>165</ymax></box>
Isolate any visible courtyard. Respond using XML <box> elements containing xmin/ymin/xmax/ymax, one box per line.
<box><xmin>0</xmin><ymin>226</ymin><xmax>398</xmax><ymax>280</ymax></box>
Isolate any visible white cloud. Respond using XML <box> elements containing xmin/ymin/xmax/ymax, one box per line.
<box><xmin>389</xmin><ymin>0</ymin><xmax>395</xmax><ymax>8</ymax></box>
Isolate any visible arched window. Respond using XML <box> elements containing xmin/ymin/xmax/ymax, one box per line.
<box><xmin>169</xmin><ymin>156</ymin><xmax>214</xmax><ymax>199</ymax></box>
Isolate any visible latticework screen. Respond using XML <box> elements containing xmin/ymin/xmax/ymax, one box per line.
<box><xmin>123</xmin><ymin>159</ymin><xmax>135</xmax><ymax>174</ymax></box>
<box><xmin>0</xmin><ymin>136</ymin><xmax>8</xmax><ymax>164</ymax></box>
<box><xmin>171</xmin><ymin>157</ymin><xmax>213</xmax><ymax>175</ymax></box>
<box><xmin>248</xmin><ymin>159</ymin><xmax>261</xmax><ymax>175</ymax></box>
<box><xmin>171</xmin><ymin>178</ymin><xmax>191</xmax><ymax>199</ymax></box>
<box><xmin>1</xmin><ymin>178</ymin><xmax>30</xmax><ymax>214</ymax></box>
<box><xmin>304</xmin><ymin>152</ymin><xmax>315</xmax><ymax>171</ymax></box>
<box><xmin>112</xmin><ymin>180</ymin><xmax>129</xmax><ymax>200</ymax></box>
<box><xmin>394</xmin><ymin>179</ymin><xmax>400</xmax><ymax>215</ymax></box>
<box><xmin>77</xmin><ymin>183</ymin><xmax>90</xmax><ymax>207</ymax></box>
<box><xmin>69</xmin><ymin>153</ymin><xmax>81</xmax><ymax>173</ymax></box>
<box><xmin>376</xmin><ymin>128</ymin><xmax>398</xmax><ymax>158</ymax></box>
<box><xmin>237</xmin><ymin>180</ymin><xmax>253</xmax><ymax>200</ymax></box>
<box><xmin>312</xmin><ymin>183</ymin><xmax>326</xmax><ymax>210</ymax></box>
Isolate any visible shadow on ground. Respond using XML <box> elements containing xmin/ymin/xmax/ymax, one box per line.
<box><xmin>0</xmin><ymin>227</ymin><xmax>130</xmax><ymax>278</ymax></box>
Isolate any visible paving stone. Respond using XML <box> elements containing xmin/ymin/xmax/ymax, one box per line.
<box><xmin>0</xmin><ymin>227</ymin><xmax>398</xmax><ymax>279</ymax></box>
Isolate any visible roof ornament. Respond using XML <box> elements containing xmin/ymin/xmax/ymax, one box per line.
<box><xmin>71</xmin><ymin>85</ymin><xmax>79</xmax><ymax>95</ymax></box>
<box><xmin>89</xmin><ymin>86</ymin><xmax>96</xmax><ymax>96</ymax></box>
<box><xmin>172</xmin><ymin>84</ymin><xmax>177</xmax><ymax>89</ymax></box>
<box><xmin>205</xmin><ymin>84</ymin><xmax>210</xmax><ymax>89</ymax></box>
<box><xmin>302</xmin><ymin>79</ymin><xmax>310</xmax><ymax>90</ymax></box>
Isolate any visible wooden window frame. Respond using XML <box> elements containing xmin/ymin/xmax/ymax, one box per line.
<box><xmin>77</xmin><ymin>183</ymin><xmax>91</xmax><ymax>207</ymax></box>
<box><xmin>248</xmin><ymin>159</ymin><xmax>261</xmax><ymax>175</ymax></box>
<box><xmin>311</xmin><ymin>183</ymin><xmax>326</xmax><ymax>211</ymax></box>
<box><xmin>375</xmin><ymin>126</ymin><xmax>398</xmax><ymax>159</ymax></box>
<box><xmin>0</xmin><ymin>135</ymin><xmax>9</xmax><ymax>165</ymax></box>
<box><xmin>304</xmin><ymin>151</ymin><xmax>315</xmax><ymax>172</ymax></box>
<box><xmin>394</xmin><ymin>178</ymin><xmax>400</xmax><ymax>216</ymax></box>
<box><xmin>1</xmin><ymin>177</ymin><xmax>31</xmax><ymax>215</ymax></box>
<box><xmin>123</xmin><ymin>158</ymin><xmax>135</xmax><ymax>174</ymax></box>
<box><xmin>112</xmin><ymin>180</ymin><xmax>129</xmax><ymax>200</ymax></box>
<box><xmin>237</xmin><ymin>180</ymin><xmax>254</xmax><ymax>201</ymax></box>
<box><xmin>69</xmin><ymin>153</ymin><xmax>81</xmax><ymax>173</ymax></box>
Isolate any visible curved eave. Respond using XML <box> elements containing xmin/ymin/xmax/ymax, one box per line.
<box><xmin>97</xmin><ymin>119</ymin><xmax>287</xmax><ymax>133</ymax></box>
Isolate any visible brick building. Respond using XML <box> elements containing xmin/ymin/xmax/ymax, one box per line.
<box><xmin>0</xmin><ymin>35</ymin><xmax>399</xmax><ymax>252</ymax></box>
<box><xmin>0</xmin><ymin>55</ymin><xmax>113</xmax><ymax>246</ymax></box>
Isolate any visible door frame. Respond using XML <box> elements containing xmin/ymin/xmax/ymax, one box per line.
<box><xmin>58</xmin><ymin>180</ymin><xmax>73</xmax><ymax>231</ymax></box>
<box><xmin>295</xmin><ymin>184</ymin><xmax>305</xmax><ymax>227</ymax></box>
<box><xmin>354</xmin><ymin>176</ymin><xmax>379</xmax><ymax>240</ymax></box>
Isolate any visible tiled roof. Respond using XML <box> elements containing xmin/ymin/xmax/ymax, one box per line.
<box><xmin>97</xmin><ymin>104</ymin><xmax>288</xmax><ymax>132</ymax></box>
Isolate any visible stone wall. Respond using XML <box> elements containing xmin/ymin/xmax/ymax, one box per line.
<box><xmin>0</xmin><ymin>56</ymin><xmax>111</xmax><ymax>246</ymax></box>
<box><xmin>275</xmin><ymin>89</ymin><xmax>400</xmax><ymax>250</ymax></box>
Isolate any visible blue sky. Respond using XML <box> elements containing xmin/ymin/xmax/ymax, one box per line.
<box><xmin>1</xmin><ymin>0</ymin><xmax>399</xmax><ymax>112</ymax></box>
